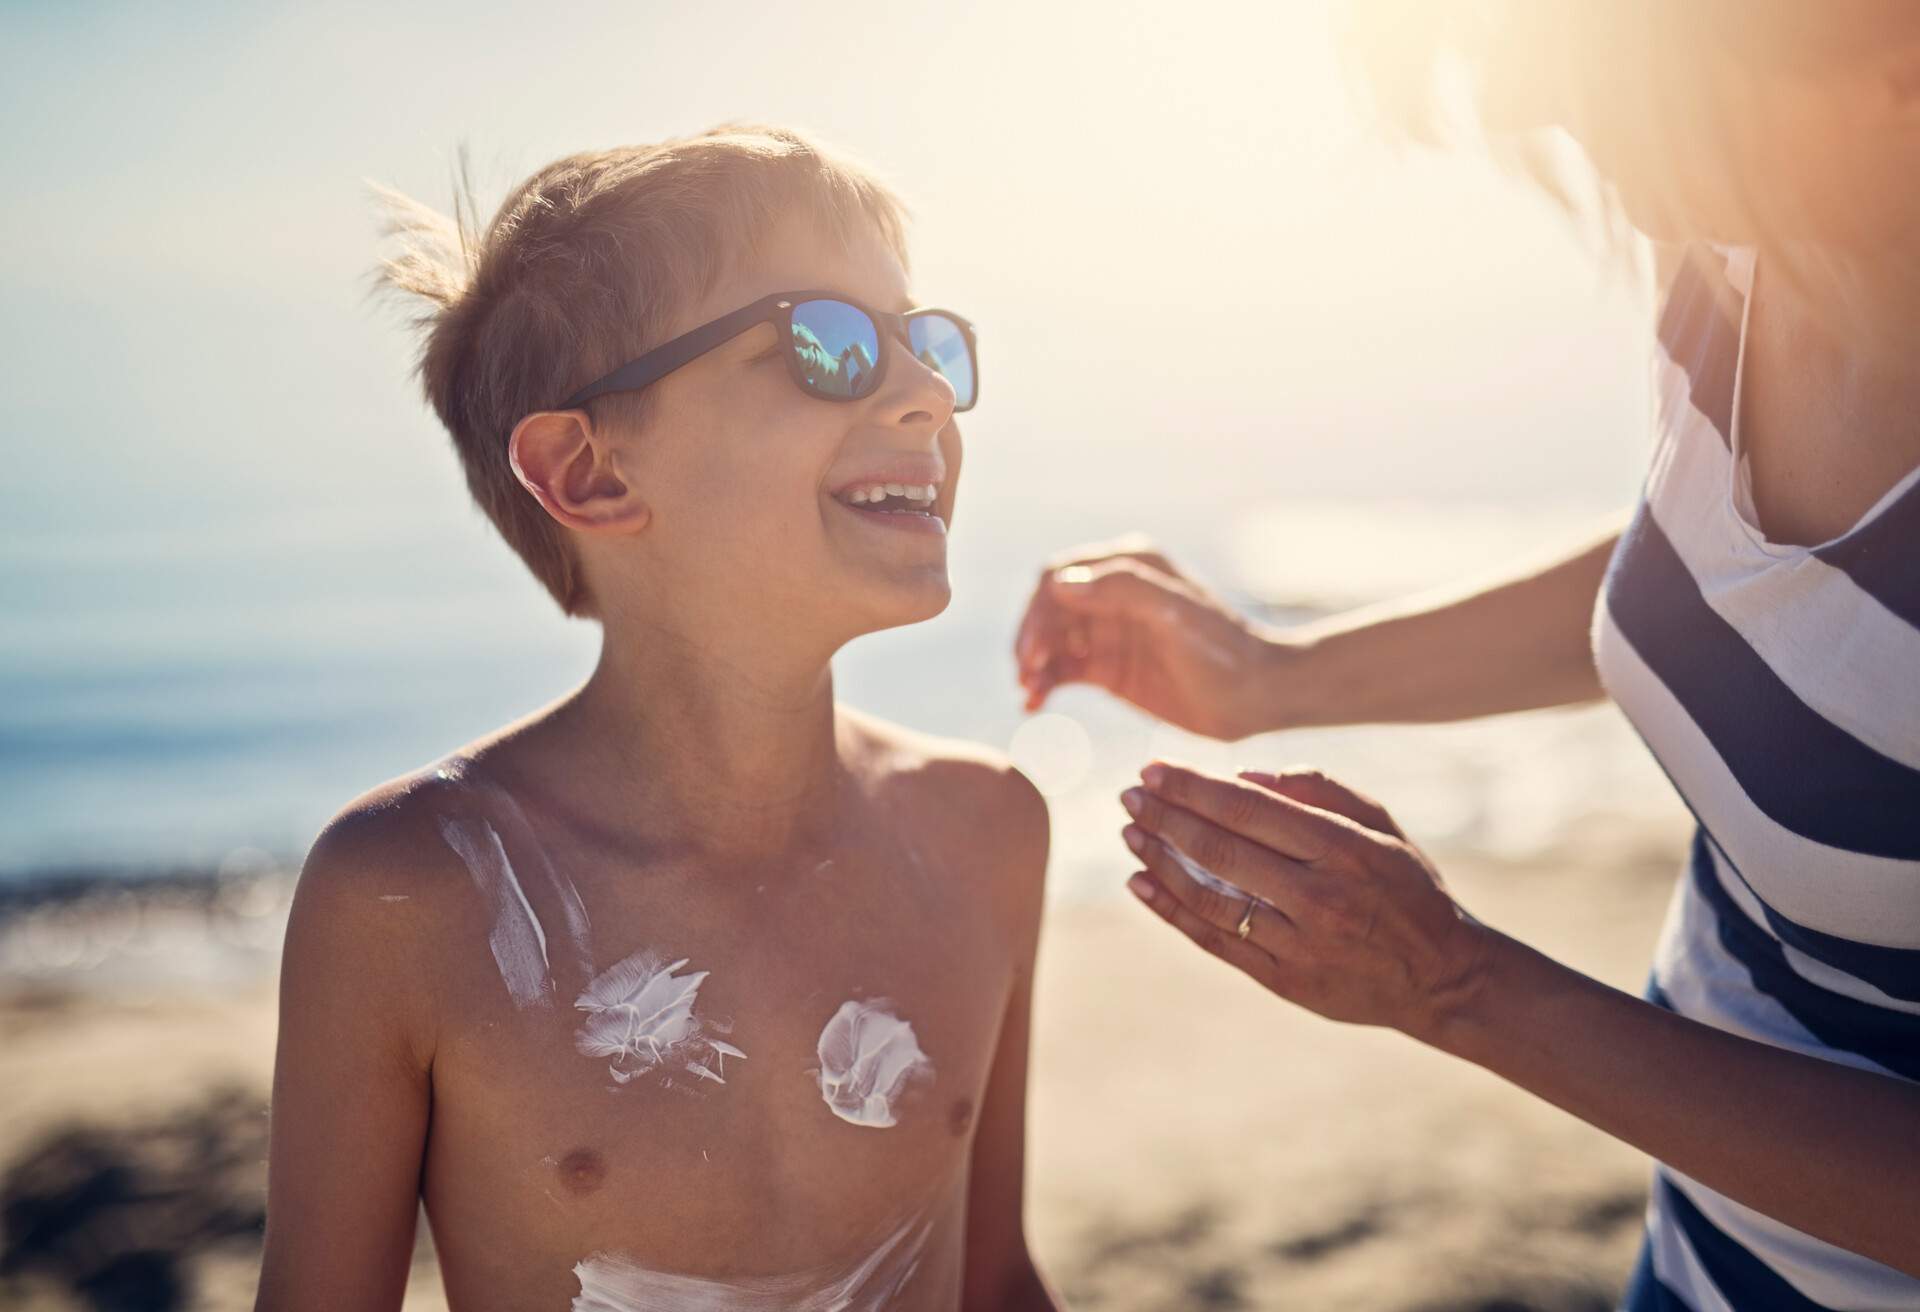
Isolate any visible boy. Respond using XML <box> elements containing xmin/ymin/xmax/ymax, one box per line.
<box><xmin>254</xmin><ymin>125</ymin><xmax>1060</xmax><ymax>1311</ymax></box>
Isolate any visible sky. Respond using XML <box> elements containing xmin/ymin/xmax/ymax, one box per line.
<box><xmin>0</xmin><ymin>0</ymin><xmax>1648</xmax><ymax>529</ymax></box>
<box><xmin>0</xmin><ymin>0</ymin><xmax>1664</xmax><ymax>871</ymax></box>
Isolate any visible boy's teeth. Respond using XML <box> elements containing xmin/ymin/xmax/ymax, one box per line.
<box><xmin>844</xmin><ymin>483</ymin><xmax>938</xmax><ymax>505</ymax></box>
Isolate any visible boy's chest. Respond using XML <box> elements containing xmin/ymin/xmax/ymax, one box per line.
<box><xmin>421</xmin><ymin>841</ymin><xmax>1014</xmax><ymax>1266</ymax></box>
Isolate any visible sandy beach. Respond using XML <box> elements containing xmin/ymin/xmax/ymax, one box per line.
<box><xmin>0</xmin><ymin>814</ymin><xmax>1688</xmax><ymax>1311</ymax></box>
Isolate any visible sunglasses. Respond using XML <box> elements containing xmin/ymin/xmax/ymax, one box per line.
<box><xmin>561</xmin><ymin>290</ymin><xmax>979</xmax><ymax>413</ymax></box>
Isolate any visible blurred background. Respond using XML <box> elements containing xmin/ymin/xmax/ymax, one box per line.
<box><xmin>1</xmin><ymin>1</ymin><xmax>1691</xmax><ymax>1308</ymax></box>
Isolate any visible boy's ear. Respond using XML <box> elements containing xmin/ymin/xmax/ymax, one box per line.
<box><xmin>507</xmin><ymin>410</ymin><xmax>650</xmax><ymax>535</ymax></box>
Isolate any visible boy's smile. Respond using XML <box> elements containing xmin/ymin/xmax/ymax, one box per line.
<box><xmin>826</xmin><ymin>455</ymin><xmax>951</xmax><ymax>537</ymax></box>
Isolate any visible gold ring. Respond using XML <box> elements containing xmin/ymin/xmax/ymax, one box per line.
<box><xmin>1235</xmin><ymin>898</ymin><xmax>1257</xmax><ymax>940</ymax></box>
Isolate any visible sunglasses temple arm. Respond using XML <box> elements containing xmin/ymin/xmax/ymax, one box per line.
<box><xmin>560</xmin><ymin>299</ymin><xmax>784</xmax><ymax>410</ymax></box>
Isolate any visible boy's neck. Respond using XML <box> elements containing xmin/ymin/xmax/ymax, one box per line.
<box><xmin>544</xmin><ymin>620</ymin><xmax>849</xmax><ymax>863</ymax></box>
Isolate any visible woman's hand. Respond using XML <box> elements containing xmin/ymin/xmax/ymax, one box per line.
<box><xmin>1013</xmin><ymin>536</ymin><xmax>1288</xmax><ymax>740</ymax></box>
<box><xmin>1118</xmin><ymin>761</ymin><xmax>1493</xmax><ymax>1042</ymax></box>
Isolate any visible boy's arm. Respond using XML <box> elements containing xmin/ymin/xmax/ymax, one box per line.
<box><xmin>254</xmin><ymin>813</ymin><xmax>438</xmax><ymax>1312</ymax></box>
<box><xmin>960</xmin><ymin>767</ymin><xmax>1065</xmax><ymax>1311</ymax></box>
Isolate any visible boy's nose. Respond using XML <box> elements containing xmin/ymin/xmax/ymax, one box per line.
<box><xmin>878</xmin><ymin>337</ymin><xmax>957</xmax><ymax>430</ymax></box>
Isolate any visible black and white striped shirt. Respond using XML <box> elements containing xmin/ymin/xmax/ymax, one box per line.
<box><xmin>1595</xmin><ymin>244</ymin><xmax>1920</xmax><ymax>1310</ymax></box>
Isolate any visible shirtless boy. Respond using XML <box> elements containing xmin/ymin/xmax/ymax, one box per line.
<box><xmin>254</xmin><ymin>125</ymin><xmax>1060</xmax><ymax>1311</ymax></box>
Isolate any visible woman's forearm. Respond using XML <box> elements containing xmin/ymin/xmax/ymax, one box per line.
<box><xmin>1426</xmin><ymin>930</ymin><xmax>1920</xmax><ymax>1278</ymax></box>
<box><xmin>1250</xmin><ymin>514</ymin><xmax>1628</xmax><ymax>733</ymax></box>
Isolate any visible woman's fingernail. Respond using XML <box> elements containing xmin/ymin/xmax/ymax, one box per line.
<box><xmin>1127</xmin><ymin>872</ymin><xmax>1155</xmax><ymax>902</ymax></box>
<box><xmin>1141</xmin><ymin>762</ymin><xmax>1166</xmax><ymax>789</ymax></box>
<box><xmin>1122</xmin><ymin>823</ymin><xmax>1145</xmax><ymax>853</ymax></box>
<box><xmin>1120</xmin><ymin>787</ymin><xmax>1143</xmax><ymax>817</ymax></box>
<box><xmin>1056</xmin><ymin>565</ymin><xmax>1093</xmax><ymax>588</ymax></box>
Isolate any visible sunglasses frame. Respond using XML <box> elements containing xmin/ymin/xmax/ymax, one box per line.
<box><xmin>559</xmin><ymin>289</ymin><xmax>979</xmax><ymax>413</ymax></box>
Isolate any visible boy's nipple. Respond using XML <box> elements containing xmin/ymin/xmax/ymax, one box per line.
<box><xmin>555</xmin><ymin>1147</ymin><xmax>608</xmax><ymax>1194</ymax></box>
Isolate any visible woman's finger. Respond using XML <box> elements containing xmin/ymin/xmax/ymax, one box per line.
<box><xmin>1024</xmin><ymin>657</ymin><xmax>1071</xmax><ymax>711</ymax></box>
<box><xmin>1046</xmin><ymin>557</ymin><xmax>1187</xmax><ymax>623</ymax></box>
<box><xmin>1123</xmin><ymin>823</ymin><xmax>1298</xmax><ymax>947</ymax></box>
<box><xmin>1022</xmin><ymin>568</ymin><xmax>1163</xmax><ymax>703</ymax></box>
<box><xmin>1239</xmin><ymin>768</ymin><xmax>1406</xmax><ymax>841</ymax></box>
<box><xmin>1021</xmin><ymin>615</ymin><xmax>1091</xmax><ymax>709</ymax></box>
<box><xmin>1121</xmin><ymin>788</ymin><xmax>1317</xmax><ymax>922</ymax></box>
<box><xmin>1025</xmin><ymin>559</ymin><xmax>1177</xmax><ymax>699</ymax></box>
<box><xmin>1015</xmin><ymin>562</ymin><xmax>1082</xmax><ymax>677</ymax></box>
<box><xmin>1016</xmin><ymin>539</ymin><xmax>1205</xmax><ymax>711</ymax></box>
<box><xmin>1124</xmin><ymin>869</ymin><xmax>1285</xmax><ymax>984</ymax></box>
<box><xmin>1017</xmin><ymin>569</ymin><xmax>1120</xmax><ymax>685</ymax></box>
<box><xmin>1016</xmin><ymin>598</ymin><xmax>1081</xmax><ymax>711</ymax></box>
<box><xmin>1014</xmin><ymin>572</ymin><xmax>1061</xmax><ymax>677</ymax></box>
<box><xmin>1018</xmin><ymin>537</ymin><xmax>1174</xmax><ymax>674</ymax></box>
<box><xmin>1140</xmin><ymin>762</ymin><xmax>1362</xmax><ymax>867</ymax></box>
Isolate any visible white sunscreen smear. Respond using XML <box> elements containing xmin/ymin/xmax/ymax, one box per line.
<box><xmin>575</xmin><ymin>949</ymin><xmax>747</xmax><ymax>1088</ymax></box>
<box><xmin>814</xmin><ymin>1000</ymin><xmax>931</xmax><ymax>1129</ymax></box>
<box><xmin>489</xmin><ymin>786</ymin><xmax>593</xmax><ymax>975</ymax></box>
<box><xmin>437</xmin><ymin>814</ymin><xmax>554</xmax><ymax>1010</ymax></box>
<box><xmin>571</xmin><ymin>1212</ymin><xmax>929</xmax><ymax>1312</ymax></box>
<box><xmin>434</xmin><ymin>772</ymin><xmax>593</xmax><ymax>1012</ymax></box>
<box><xmin>487</xmin><ymin>779</ymin><xmax>591</xmax><ymax>964</ymax></box>
<box><xmin>1164</xmin><ymin>838</ymin><xmax>1276</xmax><ymax>910</ymax></box>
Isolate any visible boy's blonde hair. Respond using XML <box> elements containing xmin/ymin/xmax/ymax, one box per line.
<box><xmin>374</xmin><ymin>124</ymin><xmax>912</xmax><ymax>617</ymax></box>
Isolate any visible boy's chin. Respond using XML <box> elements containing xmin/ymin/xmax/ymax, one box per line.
<box><xmin>843</xmin><ymin>568</ymin><xmax>952</xmax><ymax>634</ymax></box>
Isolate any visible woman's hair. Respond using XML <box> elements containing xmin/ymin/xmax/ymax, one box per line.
<box><xmin>372</xmin><ymin>124</ymin><xmax>911</xmax><ymax>617</ymax></box>
<box><xmin>1341</xmin><ymin>0</ymin><xmax>1920</xmax><ymax>267</ymax></box>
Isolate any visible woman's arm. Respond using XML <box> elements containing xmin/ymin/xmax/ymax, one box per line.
<box><xmin>254</xmin><ymin>815</ymin><xmax>437</xmax><ymax>1312</ymax></box>
<box><xmin>1434</xmin><ymin>929</ymin><xmax>1920</xmax><ymax>1277</ymax></box>
<box><xmin>1014</xmin><ymin>514</ymin><xmax>1627</xmax><ymax>740</ymax></box>
<box><xmin>1267</xmin><ymin>513</ymin><xmax>1627</xmax><ymax>730</ymax></box>
<box><xmin>1118</xmin><ymin>762</ymin><xmax>1920</xmax><ymax>1278</ymax></box>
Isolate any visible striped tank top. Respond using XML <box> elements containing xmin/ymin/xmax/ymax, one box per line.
<box><xmin>1593</xmin><ymin>244</ymin><xmax>1920</xmax><ymax>1310</ymax></box>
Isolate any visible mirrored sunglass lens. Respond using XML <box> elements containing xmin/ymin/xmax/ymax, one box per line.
<box><xmin>908</xmin><ymin>314</ymin><xmax>976</xmax><ymax>410</ymax></box>
<box><xmin>789</xmin><ymin>300</ymin><xmax>881</xmax><ymax>399</ymax></box>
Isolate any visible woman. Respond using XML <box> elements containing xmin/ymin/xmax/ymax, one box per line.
<box><xmin>1014</xmin><ymin>3</ymin><xmax>1920</xmax><ymax>1307</ymax></box>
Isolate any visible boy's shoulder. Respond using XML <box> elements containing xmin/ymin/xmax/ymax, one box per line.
<box><xmin>277</xmin><ymin>759</ymin><xmax>506</xmax><ymax>1070</ymax></box>
<box><xmin>296</xmin><ymin>753</ymin><xmax>506</xmax><ymax>913</ymax></box>
<box><xmin>839</xmin><ymin>708</ymin><xmax>1049</xmax><ymax>929</ymax></box>
<box><xmin>844</xmin><ymin>706</ymin><xmax>1044</xmax><ymax>822</ymax></box>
